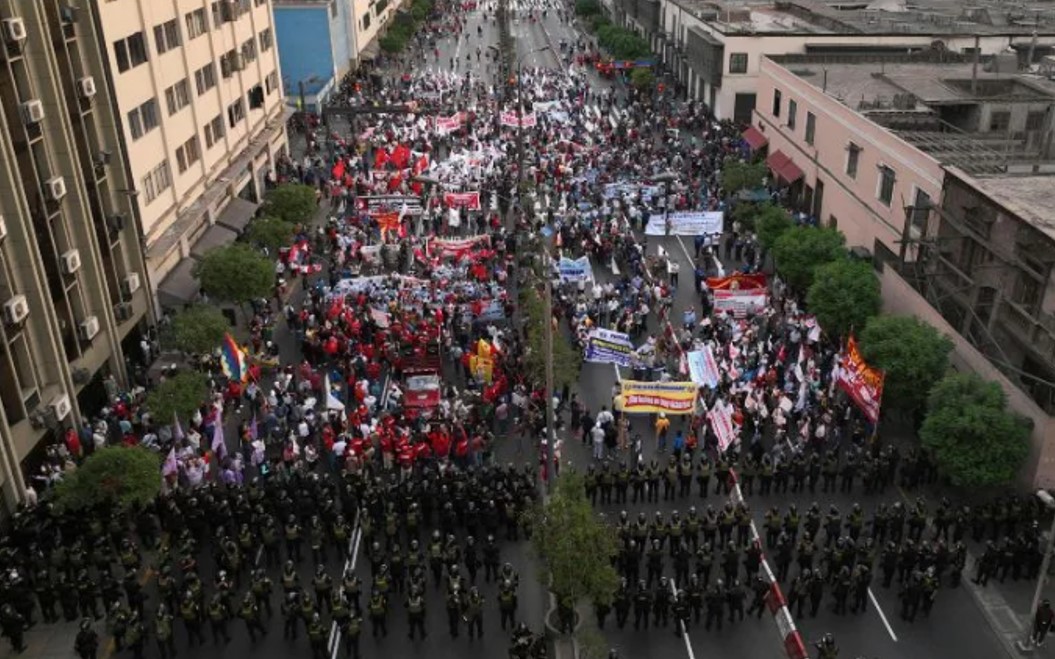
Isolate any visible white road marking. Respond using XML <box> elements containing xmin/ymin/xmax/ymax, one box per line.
<box><xmin>328</xmin><ymin>520</ymin><xmax>364</xmax><ymax>655</ymax></box>
<box><xmin>668</xmin><ymin>578</ymin><xmax>697</xmax><ymax>659</ymax></box>
<box><xmin>868</xmin><ymin>588</ymin><xmax>899</xmax><ymax>642</ymax></box>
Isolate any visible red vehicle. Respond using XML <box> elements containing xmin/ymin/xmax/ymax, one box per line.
<box><xmin>401</xmin><ymin>332</ymin><xmax>442</xmax><ymax>419</ymax></box>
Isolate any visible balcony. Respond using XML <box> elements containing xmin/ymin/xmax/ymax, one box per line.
<box><xmin>635</xmin><ymin>0</ymin><xmax>660</xmax><ymax>30</ymax></box>
<box><xmin>686</xmin><ymin>27</ymin><xmax>723</xmax><ymax>87</ymax></box>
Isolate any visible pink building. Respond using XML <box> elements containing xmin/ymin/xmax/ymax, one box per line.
<box><xmin>751</xmin><ymin>52</ymin><xmax>1055</xmax><ymax>488</ymax></box>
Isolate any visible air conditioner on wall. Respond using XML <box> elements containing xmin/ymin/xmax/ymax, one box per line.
<box><xmin>231</xmin><ymin>53</ymin><xmax>244</xmax><ymax>71</ymax></box>
<box><xmin>20</xmin><ymin>99</ymin><xmax>44</xmax><ymax>124</ymax></box>
<box><xmin>61</xmin><ymin>248</ymin><xmax>81</xmax><ymax>274</ymax></box>
<box><xmin>2</xmin><ymin>17</ymin><xmax>26</xmax><ymax>43</ymax></box>
<box><xmin>78</xmin><ymin>315</ymin><xmax>99</xmax><ymax>341</ymax></box>
<box><xmin>49</xmin><ymin>394</ymin><xmax>71</xmax><ymax>421</ymax></box>
<box><xmin>113</xmin><ymin>302</ymin><xmax>132</xmax><ymax>321</ymax></box>
<box><xmin>121</xmin><ymin>273</ymin><xmax>141</xmax><ymax>296</ymax></box>
<box><xmin>77</xmin><ymin>76</ymin><xmax>97</xmax><ymax>99</ymax></box>
<box><xmin>45</xmin><ymin>176</ymin><xmax>66</xmax><ymax>201</ymax></box>
<box><xmin>3</xmin><ymin>295</ymin><xmax>28</xmax><ymax>324</ymax></box>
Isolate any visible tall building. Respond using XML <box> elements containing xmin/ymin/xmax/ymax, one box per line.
<box><xmin>90</xmin><ymin>0</ymin><xmax>290</xmax><ymax>311</ymax></box>
<box><xmin>0</xmin><ymin>1</ymin><xmax>151</xmax><ymax>509</ymax></box>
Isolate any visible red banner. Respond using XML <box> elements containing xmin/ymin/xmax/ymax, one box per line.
<box><xmin>429</xmin><ymin>235</ymin><xmax>490</xmax><ymax>259</ymax></box>
<box><xmin>837</xmin><ymin>335</ymin><xmax>884</xmax><ymax>423</ymax></box>
<box><xmin>706</xmin><ymin>272</ymin><xmax>767</xmax><ymax>291</ymax></box>
<box><xmin>443</xmin><ymin>191</ymin><xmax>482</xmax><ymax>211</ymax></box>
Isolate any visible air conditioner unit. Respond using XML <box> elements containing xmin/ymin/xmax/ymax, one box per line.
<box><xmin>121</xmin><ymin>272</ymin><xmax>141</xmax><ymax>296</ymax></box>
<box><xmin>45</xmin><ymin>176</ymin><xmax>66</xmax><ymax>201</ymax></box>
<box><xmin>0</xmin><ymin>215</ymin><xmax>6</xmax><ymax>242</ymax></box>
<box><xmin>78</xmin><ymin>315</ymin><xmax>100</xmax><ymax>341</ymax></box>
<box><xmin>222</xmin><ymin>0</ymin><xmax>240</xmax><ymax>21</ymax></box>
<box><xmin>113</xmin><ymin>302</ymin><xmax>132</xmax><ymax>321</ymax></box>
<box><xmin>49</xmin><ymin>393</ymin><xmax>71</xmax><ymax>421</ymax></box>
<box><xmin>2</xmin><ymin>294</ymin><xmax>28</xmax><ymax>325</ymax></box>
<box><xmin>2</xmin><ymin>17</ymin><xmax>27</xmax><ymax>43</ymax></box>
<box><xmin>61</xmin><ymin>249</ymin><xmax>81</xmax><ymax>274</ymax></box>
<box><xmin>107</xmin><ymin>214</ymin><xmax>126</xmax><ymax>232</ymax></box>
<box><xmin>231</xmin><ymin>53</ymin><xmax>244</xmax><ymax>71</ymax></box>
<box><xmin>72</xmin><ymin>368</ymin><xmax>91</xmax><ymax>384</ymax></box>
<box><xmin>77</xmin><ymin>76</ymin><xmax>96</xmax><ymax>99</ymax></box>
<box><xmin>20</xmin><ymin>99</ymin><xmax>44</xmax><ymax>125</ymax></box>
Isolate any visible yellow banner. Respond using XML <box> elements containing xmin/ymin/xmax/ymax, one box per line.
<box><xmin>620</xmin><ymin>381</ymin><xmax>698</xmax><ymax>415</ymax></box>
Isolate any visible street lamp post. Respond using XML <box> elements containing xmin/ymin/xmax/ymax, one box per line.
<box><xmin>1017</xmin><ymin>489</ymin><xmax>1055</xmax><ymax>653</ymax></box>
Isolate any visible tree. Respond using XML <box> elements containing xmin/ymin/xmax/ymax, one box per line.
<box><xmin>244</xmin><ymin>216</ymin><xmax>295</xmax><ymax>253</ymax></box>
<box><xmin>144</xmin><ymin>371</ymin><xmax>208</xmax><ymax>427</ymax></box>
<box><xmin>860</xmin><ymin>315</ymin><xmax>953</xmax><ymax>413</ymax></box>
<box><xmin>262</xmin><ymin>184</ymin><xmax>317</xmax><ymax>224</ymax></box>
<box><xmin>755</xmin><ymin>203</ymin><xmax>795</xmax><ymax>250</ymax></box>
<box><xmin>920</xmin><ymin>373</ymin><xmax>1031</xmax><ymax>488</ymax></box>
<box><xmin>575</xmin><ymin>0</ymin><xmax>601</xmax><ymax>16</ymax></box>
<box><xmin>730</xmin><ymin>202</ymin><xmax>759</xmax><ymax>233</ymax></box>
<box><xmin>720</xmin><ymin>160</ymin><xmax>767</xmax><ymax>193</ymax></box>
<box><xmin>170</xmin><ymin>305</ymin><xmax>229</xmax><ymax>355</ymax></box>
<box><xmin>520</xmin><ymin>285</ymin><xmax>581</xmax><ymax>390</ymax></box>
<box><xmin>805</xmin><ymin>259</ymin><xmax>880</xmax><ymax>340</ymax></box>
<box><xmin>194</xmin><ymin>244</ymin><xmax>274</xmax><ymax>305</ymax></box>
<box><xmin>630</xmin><ymin>67</ymin><xmax>655</xmax><ymax>92</ymax></box>
<box><xmin>530</xmin><ymin>472</ymin><xmax>620</xmax><ymax>613</ymax></box>
<box><xmin>772</xmin><ymin>226</ymin><xmax>847</xmax><ymax>292</ymax></box>
<box><xmin>54</xmin><ymin>446</ymin><xmax>161</xmax><ymax>511</ymax></box>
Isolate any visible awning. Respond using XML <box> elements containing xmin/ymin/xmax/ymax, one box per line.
<box><xmin>778</xmin><ymin>158</ymin><xmax>805</xmax><ymax>184</ymax></box>
<box><xmin>215</xmin><ymin>197</ymin><xmax>259</xmax><ymax>233</ymax></box>
<box><xmin>156</xmin><ymin>258</ymin><xmax>199</xmax><ymax>308</ymax></box>
<box><xmin>742</xmin><ymin>126</ymin><xmax>768</xmax><ymax>151</ymax></box>
<box><xmin>766</xmin><ymin>149</ymin><xmax>790</xmax><ymax>173</ymax></box>
<box><xmin>190</xmin><ymin>224</ymin><xmax>238</xmax><ymax>260</ymax></box>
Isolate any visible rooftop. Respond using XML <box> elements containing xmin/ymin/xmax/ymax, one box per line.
<box><xmin>955</xmin><ymin>169</ymin><xmax>1055</xmax><ymax>243</ymax></box>
<box><xmin>771</xmin><ymin>53</ymin><xmax>1055</xmax><ymax>175</ymax></box>
<box><xmin>667</xmin><ymin>0</ymin><xmax>1055</xmax><ymax>35</ymax></box>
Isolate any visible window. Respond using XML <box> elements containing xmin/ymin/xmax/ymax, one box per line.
<box><xmin>265</xmin><ymin>70</ymin><xmax>278</xmax><ymax>94</ymax></box>
<box><xmin>140</xmin><ymin>161</ymin><xmax>172</xmax><ymax>204</ymax></box>
<box><xmin>195</xmin><ymin>63</ymin><xmax>217</xmax><ymax>95</ymax></box>
<box><xmin>175</xmin><ymin>136</ymin><xmax>201</xmax><ymax>173</ymax></box>
<box><xmin>877</xmin><ymin>165</ymin><xmax>896</xmax><ymax>207</ymax></box>
<box><xmin>772</xmin><ymin>89</ymin><xmax>781</xmax><ymax>117</ymax></box>
<box><xmin>185</xmin><ymin>8</ymin><xmax>208</xmax><ymax>39</ymax></box>
<box><xmin>227</xmin><ymin>99</ymin><xmax>245</xmax><ymax>128</ymax></box>
<box><xmin>989</xmin><ymin>110</ymin><xmax>1010</xmax><ymax>132</ymax></box>
<box><xmin>204</xmin><ymin>114</ymin><xmax>225</xmax><ymax>148</ymax></box>
<box><xmin>255</xmin><ymin>0</ymin><xmax>267</xmax><ymax>6</ymax></box>
<box><xmin>259</xmin><ymin>28</ymin><xmax>273</xmax><ymax>51</ymax></box>
<box><xmin>362</xmin><ymin>13</ymin><xmax>371</xmax><ymax>29</ymax></box>
<box><xmin>805</xmin><ymin>112</ymin><xmax>816</xmax><ymax>145</ymax></box>
<box><xmin>787</xmin><ymin>99</ymin><xmax>797</xmax><ymax>130</ymax></box>
<box><xmin>164</xmin><ymin>79</ymin><xmax>191</xmax><ymax>115</ymax></box>
<box><xmin>153</xmin><ymin>19</ymin><xmax>181</xmax><ymax>55</ymax></box>
<box><xmin>221</xmin><ymin>49</ymin><xmax>237</xmax><ymax>78</ymax></box>
<box><xmin>113</xmin><ymin>31</ymin><xmax>148</xmax><ymax>72</ymax></box>
<box><xmin>1026</xmin><ymin>111</ymin><xmax>1046</xmax><ymax>131</ymax></box>
<box><xmin>846</xmin><ymin>142</ymin><xmax>860</xmax><ymax>179</ymax></box>
<box><xmin>728</xmin><ymin>53</ymin><xmax>747</xmax><ymax>74</ymax></box>
<box><xmin>248</xmin><ymin>84</ymin><xmax>265</xmax><ymax>109</ymax></box>
<box><xmin>126</xmin><ymin>98</ymin><xmax>159</xmax><ymax>140</ymax></box>
<box><xmin>241</xmin><ymin>38</ymin><xmax>256</xmax><ymax>63</ymax></box>
<box><xmin>211</xmin><ymin>1</ymin><xmax>224</xmax><ymax>26</ymax></box>
<box><xmin>330</xmin><ymin>0</ymin><xmax>338</xmax><ymax>16</ymax></box>
<box><xmin>908</xmin><ymin>188</ymin><xmax>931</xmax><ymax>237</ymax></box>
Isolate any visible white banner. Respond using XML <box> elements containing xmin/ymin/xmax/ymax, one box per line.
<box><xmin>500</xmin><ymin>110</ymin><xmax>537</xmax><ymax>128</ymax></box>
<box><xmin>707</xmin><ymin>400</ymin><xmax>738</xmax><ymax>452</ymax></box>
<box><xmin>558</xmin><ymin>256</ymin><xmax>594</xmax><ymax>283</ymax></box>
<box><xmin>687</xmin><ymin>346</ymin><xmax>720</xmax><ymax>388</ymax></box>
<box><xmin>585</xmin><ymin>328</ymin><xmax>634</xmax><ymax>367</ymax></box>
<box><xmin>713</xmin><ymin>289</ymin><xmax>768</xmax><ymax>317</ymax></box>
<box><xmin>645</xmin><ymin>211</ymin><xmax>724</xmax><ymax>236</ymax></box>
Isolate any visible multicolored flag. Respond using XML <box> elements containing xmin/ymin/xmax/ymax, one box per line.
<box><xmin>220</xmin><ymin>333</ymin><xmax>247</xmax><ymax>382</ymax></box>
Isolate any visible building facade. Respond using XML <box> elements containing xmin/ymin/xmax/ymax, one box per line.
<box><xmin>90</xmin><ymin>0</ymin><xmax>290</xmax><ymax>311</ymax></box>
<box><xmin>752</xmin><ymin>52</ymin><xmax>1055</xmax><ymax>488</ymax></box>
<box><xmin>0</xmin><ymin>1</ymin><xmax>154</xmax><ymax>508</ymax></box>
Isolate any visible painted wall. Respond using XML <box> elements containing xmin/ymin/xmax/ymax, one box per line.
<box><xmin>752</xmin><ymin>56</ymin><xmax>945</xmax><ymax>254</ymax></box>
<box><xmin>274</xmin><ymin>6</ymin><xmax>335</xmax><ymax>96</ymax></box>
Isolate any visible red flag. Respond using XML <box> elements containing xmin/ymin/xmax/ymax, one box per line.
<box><xmin>391</xmin><ymin>144</ymin><xmax>411</xmax><ymax>169</ymax></box>
<box><xmin>411</xmin><ymin>181</ymin><xmax>423</xmax><ymax>195</ymax></box>
<box><xmin>374</xmin><ymin>148</ymin><xmax>389</xmax><ymax>169</ymax></box>
<box><xmin>332</xmin><ymin>161</ymin><xmax>345</xmax><ymax>180</ymax></box>
<box><xmin>413</xmin><ymin>154</ymin><xmax>430</xmax><ymax>175</ymax></box>
<box><xmin>387</xmin><ymin>170</ymin><xmax>403</xmax><ymax>192</ymax></box>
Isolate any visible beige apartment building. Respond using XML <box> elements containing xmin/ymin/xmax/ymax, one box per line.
<box><xmin>91</xmin><ymin>0</ymin><xmax>290</xmax><ymax>310</ymax></box>
<box><xmin>0</xmin><ymin>1</ymin><xmax>154</xmax><ymax>509</ymax></box>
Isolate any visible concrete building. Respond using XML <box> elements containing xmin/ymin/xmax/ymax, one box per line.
<box><xmin>0</xmin><ymin>1</ymin><xmax>154</xmax><ymax>508</ymax></box>
<box><xmin>272</xmin><ymin>0</ymin><xmax>393</xmax><ymax>112</ymax></box>
<box><xmin>611</xmin><ymin>0</ymin><xmax>1055</xmax><ymax>121</ymax></box>
<box><xmin>90</xmin><ymin>0</ymin><xmax>290</xmax><ymax>312</ymax></box>
<box><xmin>751</xmin><ymin>51</ymin><xmax>1055</xmax><ymax>487</ymax></box>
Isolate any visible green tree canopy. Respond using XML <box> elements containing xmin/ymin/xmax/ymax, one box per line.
<box><xmin>920</xmin><ymin>373</ymin><xmax>1031</xmax><ymax>488</ymax></box>
<box><xmin>194</xmin><ymin>244</ymin><xmax>274</xmax><ymax>305</ymax></box>
<box><xmin>144</xmin><ymin>371</ymin><xmax>208</xmax><ymax>427</ymax></box>
<box><xmin>244</xmin><ymin>216</ymin><xmax>296</xmax><ymax>253</ymax></box>
<box><xmin>860</xmin><ymin>315</ymin><xmax>953</xmax><ymax>413</ymax></box>
<box><xmin>262</xmin><ymin>184</ymin><xmax>317</xmax><ymax>224</ymax></box>
<box><xmin>720</xmin><ymin>160</ymin><xmax>767</xmax><ymax>193</ymax></box>
<box><xmin>170</xmin><ymin>305</ymin><xmax>229</xmax><ymax>355</ymax></box>
<box><xmin>805</xmin><ymin>259</ymin><xmax>880</xmax><ymax>340</ymax></box>
<box><xmin>575</xmin><ymin>0</ymin><xmax>601</xmax><ymax>16</ymax></box>
<box><xmin>530</xmin><ymin>472</ymin><xmax>620</xmax><ymax>610</ymax></box>
<box><xmin>630</xmin><ymin>67</ymin><xmax>655</xmax><ymax>92</ymax></box>
<box><xmin>54</xmin><ymin>446</ymin><xmax>161</xmax><ymax>510</ymax></box>
<box><xmin>520</xmin><ymin>285</ymin><xmax>581</xmax><ymax>390</ymax></box>
<box><xmin>773</xmin><ymin>226</ymin><xmax>847</xmax><ymax>292</ymax></box>
<box><xmin>755</xmin><ymin>203</ymin><xmax>795</xmax><ymax>250</ymax></box>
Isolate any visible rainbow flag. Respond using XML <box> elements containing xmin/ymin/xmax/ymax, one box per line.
<box><xmin>220</xmin><ymin>333</ymin><xmax>247</xmax><ymax>382</ymax></box>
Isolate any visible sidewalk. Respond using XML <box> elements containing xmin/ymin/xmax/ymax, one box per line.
<box><xmin>0</xmin><ymin>620</ymin><xmax>81</xmax><ymax>659</ymax></box>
